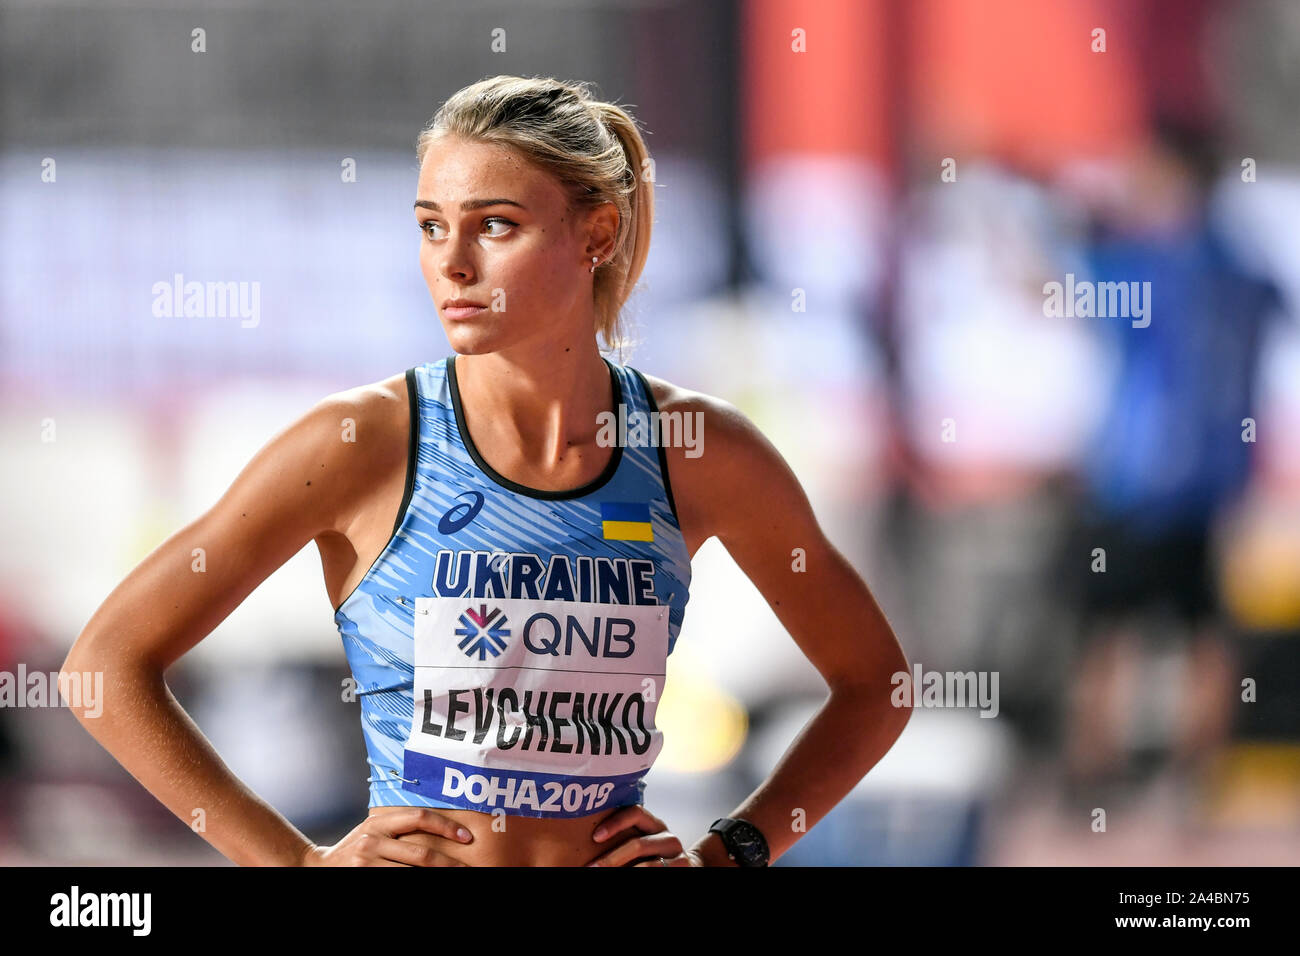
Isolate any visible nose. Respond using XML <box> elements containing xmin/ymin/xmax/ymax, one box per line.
<box><xmin>432</xmin><ymin>230</ymin><xmax>477</xmax><ymax>283</ymax></box>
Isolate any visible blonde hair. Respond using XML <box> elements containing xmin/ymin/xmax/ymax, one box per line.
<box><xmin>416</xmin><ymin>75</ymin><xmax>654</xmax><ymax>357</ymax></box>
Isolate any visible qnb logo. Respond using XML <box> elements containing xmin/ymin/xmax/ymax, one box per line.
<box><xmin>521</xmin><ymin>612</ymin><xmax>637</xmax><ymax>658</ymax></box>
<box><xmin>438</xmin><ymin>491</ymin><xmax>485</xmax><ymax>534</ymax></box>
<box><xmin>456</xmin><ymin>604</ymin><xmax>511</xmax><ymax>660</ymax></box>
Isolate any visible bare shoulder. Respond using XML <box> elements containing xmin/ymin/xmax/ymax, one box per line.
<box><xmin>319</xmin><ymin>370</ymin><xmax>410</xmax><ymax>433</ymax></box>
<box><xmin>66</xmin><ymin>369</ymin><xmax>418</xmax><ymax>672</ymax></box>
<box><xmin>634</xmin><ymin>370</ymin><xmax>746</xmax><ymax>438</ymax></box>
<box><xmin>289</xmin><ymin>371</ymin><xmax>410</xmax><ymax>467</ymax></box>
<box><xmin>633</xmin><ymin>370</ymin><xmax>799</xmax><ymax>550</ymax></box>
<box><xmin>303</xmin><ymin>370</ymin><xmax>412</xmax><ymax>526</ymax></box>
<box><xmin>635</xmin><ymin>369</ymin><xmax>782</xmax><ymax>468</ymax></box>
<box><xmin>212</xmin><ymin>369</ymin><xmax>412</xmax><ymax>544</ymax></box>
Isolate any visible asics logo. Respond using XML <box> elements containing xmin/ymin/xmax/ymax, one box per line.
<box><xmin>438</xmin><ymin>492</ymin><xmax>485</xmax><ymax>534</ymax></box>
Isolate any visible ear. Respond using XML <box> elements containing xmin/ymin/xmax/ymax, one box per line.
<box><xmin>583</xmin><ymin>200</ymin><xmax>620</xmax><ymax>263</ymax></box>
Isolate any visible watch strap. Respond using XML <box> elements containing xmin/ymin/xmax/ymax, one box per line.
<box><xmin>708</xmin><ymin>817</ymin><xmax>769</xmax><ymax>867</ymax></box>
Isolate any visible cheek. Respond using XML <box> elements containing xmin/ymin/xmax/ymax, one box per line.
<box><xmin>490</xmin><ymin>252</ymin><xmax>569</xmax><ymax>305</ymax></box>
<box><xmin>497</xmin><ymin>245</ymin><xmax>553</xmax><ymax>280</ymax></box>
<box><xmin>418</xmin><ymin>241</ymin><xmax>438</xmax><ymax>275</ymax></box>
<box><xmin>518</xmin><ymin>251</ymin><xmax>579</xmax><ymax>302</ymax></box>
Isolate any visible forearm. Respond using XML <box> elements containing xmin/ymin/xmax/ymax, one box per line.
<box><xmin>690</xmin><ymin>684</ymin><xmax>910</xmax><ymax>866</ymax></box>
<box><xmin>62</xmin><ymin>650</ymin><xmax>314</xmax><ymax>867</ymax></box>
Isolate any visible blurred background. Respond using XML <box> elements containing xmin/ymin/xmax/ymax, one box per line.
<box><xmin>3</xmin><ymin>0</ymin><xmax>1299</xmax><ymax>865</ymax></box>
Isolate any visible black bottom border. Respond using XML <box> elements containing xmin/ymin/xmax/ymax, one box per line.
<box><xmin>3</xmin><ymin>865</ymin><xmax>1285</xmax><ymax>942</ymax></box>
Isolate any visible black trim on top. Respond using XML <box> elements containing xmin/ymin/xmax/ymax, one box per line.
<box><xmin>332</xmin><ymin>366</ymin><xmax>422</xmax><ymax>616</ymax></box>
<box><xmin>394</xmin><ymin>366</ymin><xmax>420</xmax><ymax>536</ymax></box>
<box><xmin>628</xmin><ymin>365</ymin><xmax>681</xmax><ymax>527</ymax></box>
<box><xmin>445</xmin><ymin>354</ymin><xmax>624</xmax><ymax>500</ymax></box>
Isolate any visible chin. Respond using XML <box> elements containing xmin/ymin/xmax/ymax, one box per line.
<box><xmin>444</xmin><ymin>327</ymin><xmax>508</xmax><ymax>357</ymax></box>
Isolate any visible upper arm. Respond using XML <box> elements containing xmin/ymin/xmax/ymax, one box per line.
<box><xmin>65</xmin><ymin>382</ymin><xmax>405</xmax><ymax>674</ymax></box>
<box><xmin>657</xmin><ymin>385</ymin><xmax>907</xmax><ymax>693</ymax></box>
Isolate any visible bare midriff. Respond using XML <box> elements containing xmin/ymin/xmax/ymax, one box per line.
<box><xmin>367</xmin><ymin>804</ymin><xmax>620</xmax><ymax>867</ymax></box>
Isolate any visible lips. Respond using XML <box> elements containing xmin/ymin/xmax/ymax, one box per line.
<box><xmin>442</xmin><ymin>299</ymin><xmax>488</xmax><ymax>320</ymax></box>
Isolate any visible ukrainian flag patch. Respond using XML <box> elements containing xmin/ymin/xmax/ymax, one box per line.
<box><xmin>601</xmin><ymin>501</ymin><xmax>654</xmax><ymax>541</ymax></box>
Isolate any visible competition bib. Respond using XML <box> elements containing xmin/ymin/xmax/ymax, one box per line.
<box><xmin>401</xmin><ymin>595</ymin><xmax>670</xmax><ymax>818</ymax></box>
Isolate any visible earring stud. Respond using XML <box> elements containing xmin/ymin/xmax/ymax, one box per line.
<box><xmin>590</xmin><ymin>256</ymin><xmax>599</xmax><ymax>273</ymax></box>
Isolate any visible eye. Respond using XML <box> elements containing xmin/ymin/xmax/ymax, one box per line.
<box><xmin>482</xmin><ymin>217</ymin><xmax>517</xmax><ymax>236</ymax></box>
<box><xmin>418</xmin><ymin>217</ymin><xmax>516</xmax><ymax>241</ymax></box>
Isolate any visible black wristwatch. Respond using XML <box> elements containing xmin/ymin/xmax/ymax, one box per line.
<box><xmin>708</xmin><ymin>817</ymin><xmax>770</xmax><ymax>867</ymax></box>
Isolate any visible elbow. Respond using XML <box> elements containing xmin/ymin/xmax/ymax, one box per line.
<box><xmin>59</xmin><ymin>639</ymin><xmax>85</xmax><ymax>678</ymax></box>
<box><xmin>829</xmin><ymin>655</ymin><xmax>913</xmax><ymax>731</ymax></box>
<box><xmin>59</xmin><ymin>632</ymin><xmax>150</xmax><ymax>725</ymax></box>
<box><xmin>57</xmin><ymin>665</ymin><xmax>108</xmax><ymax>725</ymax></box>
<box><xmin>60</xmin><ymin>642</ymin><xmax>88</xmax><ymax>696</ymax></box>
<box><xmin>58</xmin><ymin>644</ymin><xmax>103</xmax><ymax>724</ymax></box>
<box><xmin>61</xmin><ymin>628</ymin><xmax>103</xmax><ymax>679</ymax></box>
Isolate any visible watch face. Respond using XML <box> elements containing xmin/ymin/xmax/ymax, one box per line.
<box><xmin>730</xmin><ymin>822</ymin><xmax>767</xmax><ymax>865</ymax></box>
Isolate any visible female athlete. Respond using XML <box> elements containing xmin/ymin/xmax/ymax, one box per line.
<box><xmin>62</xmin><ymin>75</ymin><xmax>911</xmax><ymax>867</ymax></box>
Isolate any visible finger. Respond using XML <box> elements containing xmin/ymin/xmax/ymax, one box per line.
<box><xmin>626</xmin><ymin>851</ymin><xmax>689</xmax><ymax>867</ymax></box>
<box><xmin>632</xmin><ymin>856</ymin><xmax>691</xmax><ymax>867</ymax></box>
<box><xmin>369</xmin><ymin>808</ymin><xmax>473</xmax><ymax>843</ymax></box>
<box><xmin>592</xmin><ymin>805</ymin><xmax>666</xmax><ymax>842</ymax></box>
<box><xmin>589</xmin><ymin>832</ymin><xmax>684</xmax><ymax>868</ymax></box>
<box><xmin>363</xmin><ymin>835</ymin><xmax>470</xmax><ymax>867</ymax></box>
<box><xmin>344</xmin><ymin>833</ymin><xmax>412</xmax><ymax>866</ymax></box>
<box><xmin>363</xmin><ymin>834</ymin><xmax>442</xmax><ymax>867</ymax></box>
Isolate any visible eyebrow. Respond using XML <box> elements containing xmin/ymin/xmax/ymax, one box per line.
<box><xmin>413</xmin><ymin>199</ymin><xmax>526</xmax><ymax>212</ymax></box>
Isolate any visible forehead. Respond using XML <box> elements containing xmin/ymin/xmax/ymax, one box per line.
<box><xmin>416</xmin><ymin>135</ymin><xmax>562</xmax><ymax>207</ymax></box>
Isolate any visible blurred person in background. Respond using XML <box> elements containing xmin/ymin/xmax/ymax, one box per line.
<box><xmin>1058</xmin><ymin>114</ymin><xmax>1283</xmax><ymax>809</ymax></box>
<box><xmin>886</xmin><ymin>157</ymin><xmax>1105</xmax><ymax>752</ymax></box>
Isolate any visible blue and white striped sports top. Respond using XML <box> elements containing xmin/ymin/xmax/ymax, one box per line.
<box><xmin>333</xmin><ymin>355</ymin><xmax>692</xmax><ymax>819</ymax></box>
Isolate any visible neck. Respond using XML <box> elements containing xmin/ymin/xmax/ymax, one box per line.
<box><xmin>453</xmin><ymin>337</ymin><xmax>613</xmax><ymax>468</ymax></box>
